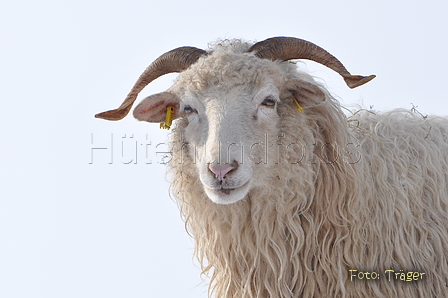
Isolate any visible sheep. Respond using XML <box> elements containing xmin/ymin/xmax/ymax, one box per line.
<box><xmin>95</xmin><ymin>37</ymin><xmax>448</xmax><ymax>297</ymax></box>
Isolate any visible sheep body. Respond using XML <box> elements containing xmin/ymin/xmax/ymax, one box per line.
<box><xmin>164</xmin><ymin>41</ymin><xmax>448</xmax><ymax>297</ymax></box>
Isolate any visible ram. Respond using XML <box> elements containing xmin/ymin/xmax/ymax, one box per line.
<box><xmin>96</xmin><ymin>37</ymin><xmax>448</xmax><ymax>297</ymax></box>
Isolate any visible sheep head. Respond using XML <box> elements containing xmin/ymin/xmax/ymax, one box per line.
<box><xmin>95</xmin><ymin>37</ymin><xmax>375</xmax><ymax>204</ymax></box>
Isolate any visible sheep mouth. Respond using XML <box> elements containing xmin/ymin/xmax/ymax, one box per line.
<box><xmin>208</xmin><ymin>180</ymin><xmax>250</xmax><ymax>196</ymax></box>
<box><xmin>203</xmin><ymin>180</ymin><xmax>251</xmax><ymax>204</ymax></box>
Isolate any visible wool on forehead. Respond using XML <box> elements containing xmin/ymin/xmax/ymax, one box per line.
<box><xmin>171</xmin><ymin>40</ymin><xmax>291</xmax><ymax>94</ymax></box>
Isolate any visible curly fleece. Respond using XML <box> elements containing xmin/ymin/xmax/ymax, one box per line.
<box><xmin>164</xmin><ymin>40</ymin><xmax>448</xmax><ymax>297</ymax></box>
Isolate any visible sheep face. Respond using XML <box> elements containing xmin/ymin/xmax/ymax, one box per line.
<box><xmin>134</xmin><ymin>50</ymin><xmax>326</xmax><ymax>204</ymax></box>
<box><xmin>178</xmin><ymin>82</ymin><xmax>283</xmax><ymax>204</ymax></box>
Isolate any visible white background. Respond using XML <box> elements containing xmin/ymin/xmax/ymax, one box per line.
<box><xmin>1</xmin><ymin>1</ymin><xmax>447</xmax><ymax>297</ymax></box>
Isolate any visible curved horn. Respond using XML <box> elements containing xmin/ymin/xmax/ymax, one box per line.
<box><xmin>95</xmin><ymin>46</ymin><xmax>207</xmax><ymax>121</ymax></box>
<box><xmin>248</xmin><ymin>37</ymin><xmax>375</xmax><ymax>89</ymax></box>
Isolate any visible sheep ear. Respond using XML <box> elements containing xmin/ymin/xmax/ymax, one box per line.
<box><xmin>282</xmin><ymin>79</ymin><xmax>325</xmax><ymax>108</ymax></box>
<box><xmin>133</xmin><ymin>92</ymin><xmax>181</xmax><ymax>123</ymax></box>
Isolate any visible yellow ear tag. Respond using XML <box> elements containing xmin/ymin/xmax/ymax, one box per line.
<box><xmin>293</xmin><ymin>99</ymin><xmax>303</xmax><ymax>113</ymax></box>
<box><xmin>160</xmin><ymin>106</ymin><xmax>174</xmax><ymax>130</ymax></box>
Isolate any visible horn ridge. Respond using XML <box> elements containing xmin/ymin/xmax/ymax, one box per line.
<box><xmin>95</xmin><ymin>46</ymin><xmax>206</xmax><ymax>121</ymax></box>
<box><xmin>248</xmin><ymin>36</ymin><xmax>375</xmax><ymax>89</ymax></box>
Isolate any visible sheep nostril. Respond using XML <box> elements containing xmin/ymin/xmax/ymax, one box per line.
<box><xmin>209</xmin><ymin>164</ymin><xmax>235</xmax><ymax>181</ymax></box>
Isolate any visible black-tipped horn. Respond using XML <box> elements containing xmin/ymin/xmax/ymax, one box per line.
<box><xmin>95</xmin><ymin>46</ymin><xmax>207</xmax><ymax>121</ymax></box>
<box><xmin>248</xmin><ymin>37</ymin><xmax>375</xmax><ymax>88</ymax></box>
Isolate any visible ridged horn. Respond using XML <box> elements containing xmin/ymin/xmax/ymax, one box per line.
<box><xmin>95</xmin><ymin>46</ymin><xmax>207</xmax><ymax>121</ymax></box>
<box><xmin>248</xmin><ymin>37</ymin><xmax>375</xmax><ymax>89</ymax></box>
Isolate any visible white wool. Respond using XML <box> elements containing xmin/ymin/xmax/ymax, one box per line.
<box><xmin>158</xmin><ymin>41</ymin><xmax>447</xmax><ymax>297</ymax></box>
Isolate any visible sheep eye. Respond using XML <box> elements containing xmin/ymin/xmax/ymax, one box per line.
<box><xmin>184</xmin><ymin>105</ymin><xmax>197</xmax><ymax>113</ymax></box>
<box><xmin>261</xmin><ymin>97</ymin><xmax>276</xmax><ymax>107</ymax></box>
